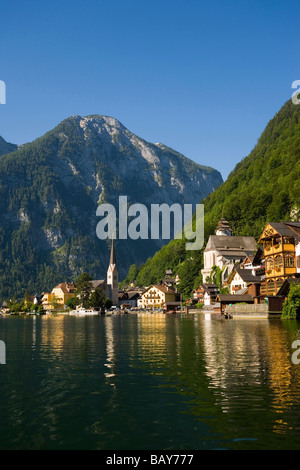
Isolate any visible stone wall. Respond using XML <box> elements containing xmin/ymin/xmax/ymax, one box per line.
<box><xmin>225</xmin><ymin>303</ymin><xmax>269</xmax><ymax>318</ymax></box>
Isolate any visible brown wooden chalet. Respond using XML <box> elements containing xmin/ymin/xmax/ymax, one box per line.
<box><xmin>258</xmin><ymin>222</ymin><xmax>300</xmax><ymax>297</ymax></box>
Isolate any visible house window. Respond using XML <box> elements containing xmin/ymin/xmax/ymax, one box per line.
<box><xmin>283</xmin><ymin>237</ymin><xmax>294</xmax><ymax>245</ymax></box>
<box><xmin>274</xmin><ymin>236</ymin><xmax>282</xmax><ymax>246</ymax></box>
<box><xmin>274</xmin><ymin>255</ymin><xmax>283</xmax><ymax>271</ymax></box>
<box><xmin>266</xmin><ymin>257</ymin><xmax>273</xmax><ymax>272</ymax></box>
<box><xmin>264</xmin><ymin>241</ymin><xmax>272</xmax><ymax>252</ymax></box>
<box><xmin>267</xmin><ymin>280</ymin><xmax>275</xmax><ymax>295</ymax></box>
<box><xmin>285</xmin><ymin>255</ymin><xmax>295</xmax><ymax>268</ymax></box>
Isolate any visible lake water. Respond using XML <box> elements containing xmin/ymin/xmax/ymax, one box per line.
<box><xmin>0</xmin><ymin>312</ymin><xmax>300</xmax><ymax>450</ymax></box>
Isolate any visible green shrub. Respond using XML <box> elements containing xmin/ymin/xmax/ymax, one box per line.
<box><xmin>195</xmin><ymin>302</ymin><xmax>204</xmax><ymax>309</ymax></box>
<box><xmin>282</xmin><ymin>283</ymin><xmax>300</xmax><ymax>319</ymax></box>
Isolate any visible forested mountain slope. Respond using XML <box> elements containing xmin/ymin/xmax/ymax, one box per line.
<box><xmin>132</xmin><ymin>99</ymin><xmax>300</xmax><ymax>296</ymax></box>
<box><xmin>0</xmin><ymin>115</ymin><xmax>222</xmax><ymax>301</ymax></box>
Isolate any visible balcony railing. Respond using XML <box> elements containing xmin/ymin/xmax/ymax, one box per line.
<box><xmin>264</xmin><ymin>243</ymin><xmax>295</xmax><ymax>255</ymax></box>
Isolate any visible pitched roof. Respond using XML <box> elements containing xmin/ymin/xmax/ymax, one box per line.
<box><xmin>127</xmin><ymin>292</ymin><xmax>141</xmax><ymax>300</ymax></box>
<box><xmin>235</xmin><ymin>287</ymin><xmax>249</xmax><ymax>295</ymax></box>
<box><xmin>53</xmin><ymin>282</ymin><xmax>76</xmax><ymax>293</ymax></box>
<box><xmin>197</xmin><ymin>283</ymin><xmax>219</xmax><ymax>294</ymax></box>
<box><xmin>217</xmin><ymin>250</ymin><xmax>248</xmax><ymax>257</ymax></box>
<box><xmin>259</xmin><ymin>222</ymin><xmax>300</xmax><ymax>242</ymax></box>
<box><xmin>155</xmin><ymin>284</ymin><xmax>176</xmax><ymax>294</ymax></box>
<box><xmin>283</xmin><ymin>222</ymin><xmax>300</xmax><ymax>239</ymax></box>
<box><xmin>235</xmin><ymin>268</ymin><xmax>261</xmax><ymax>283</ymax></box>
<box><xmin>143</xmin><ymin>284</ymin><xmax>176</xmax><ymax>295</ymax></box>
<box><xmin>276</xmin><ymin>276</ymin><xmax>300</xmax><ymax>296</ymax></box>
<box><xmin>204</xmin><ymin>235</ymin><xmax>257</xmax><ymax>253</ymax></box>
<box><xmin>270</xmin><ymin>223</ymin><xmax>298</xmax><ymax>237</ymax></box>
<box><xmin>91</xmin><ymin>280</ymin><xmax>106</xmax><ymax>288</ymax></box>
<box><xmin>252</xmin><ymin>246</ymin><xmax>264</xmax><ymax>266</ymax></box>
<box><xmin>218</xmin><ymin>294</ymin><xmax>254</xmax><ymax>302</ymax></box>
<box><xmin>284</xmin><ymin>222</ymin><xmax>300</xmax><ymax>228</ymax></box>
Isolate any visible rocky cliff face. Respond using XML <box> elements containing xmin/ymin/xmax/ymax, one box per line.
<box><xmin>0</xmin><ymin>115</ymin><xmax>223</xmax><ymax>299</ymax></box>
<box><xmin>49</xmin><ymin>114</ymin><xmax>222</xmax><ymax>206</ymax></box>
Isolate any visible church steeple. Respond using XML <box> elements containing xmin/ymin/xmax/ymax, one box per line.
<box><xmin>215</xmin><ymin>217</ymin><xmax>232</xmax><ymax>236</ymax></box>
<box><xmin>109</xmin><ymin>239</ymin><xmax>116</xmax><ymax>266</ymax></box>
<box><xmin>107</xmin><ymin>240</ymin><xmax>118</xmax><ymax>306</ymax></box>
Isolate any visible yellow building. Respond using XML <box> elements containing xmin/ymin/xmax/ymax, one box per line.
<box><xmin>259</xmin><ymin>222</ymin><xmax>300</xmax><ymax>296</ymax></box>
<box><xmin>141</xmin><ymin>285</ymin><xmax>177</xmax><ymax>309</ymax></box>
<box><xmin>42</xmin><ymin>282</ymin><xmax>76</xmax><ymax>310</ymax></box>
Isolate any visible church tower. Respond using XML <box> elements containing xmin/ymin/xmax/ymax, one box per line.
<box><xmin>215</xmin><ymin>217</ymin><xmax>232</xmax><ymax>236</ymax></box>
<box><xmin>107</xmin><ymin>240</ymin><xmax>119</xmax><ymax>306</ymax></box>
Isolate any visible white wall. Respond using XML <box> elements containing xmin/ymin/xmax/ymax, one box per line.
<box><xmin>296</xmin><ymin>242</ymin><xmax>300</xmax><ymax>273</ymax></box>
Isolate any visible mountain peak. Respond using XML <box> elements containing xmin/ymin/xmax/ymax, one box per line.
<box><xmin>0</xmin><ymin>136</ymin><xmax>18</xmax><ymax>156</ymax></box>
<box><xmin>66</xmin><ymin>114</ymin><xmax>125</xmax><ymax>128</ymax></box>
<box><xmin>0</xmin><ymin>114</ymin><xmax>223</xmax><ymax>301</ymax></box>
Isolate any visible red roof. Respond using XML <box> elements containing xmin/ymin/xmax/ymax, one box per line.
<box><xmin>54</xmin><ymin>282</ymin><xmax>76</xmax><ymax>293</ymax></box>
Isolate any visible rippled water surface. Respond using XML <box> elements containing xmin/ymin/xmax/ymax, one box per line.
<box><xmin>0</xmin><ymin>313</ymin><xmax>300</xmax><ymax>450</ymax></box>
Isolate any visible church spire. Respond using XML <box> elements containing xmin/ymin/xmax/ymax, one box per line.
<box><xmin>107</xmin><ymin>240</ymin><xmax>118</xmax><ymax>306</ymax></box>
<box><xmin>109</xmin><ymin>239</ymin><xmax>116</xmax><ymax>265</ymax></box>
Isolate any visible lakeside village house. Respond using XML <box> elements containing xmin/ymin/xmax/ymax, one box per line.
<box><xmin>6</xmin><ymin>218</ymin><xmax>299</xmax><ymax>315</ymax></box>
<box><xmin>119</xmin><ymin>218</ymin><xmax>299</xmax><ymax>314</ymax></box>
<box><xmin>199</xmin><ymin>218</ymin><xmax>300</xmax><ymax>313</ymax></box>
<box><xmin>41</xmin><ymin>241</ymin><xmax>118</xmax><ymax>311</ymax></box>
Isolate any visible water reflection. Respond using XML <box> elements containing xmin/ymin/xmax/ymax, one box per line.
<box><xmin>104</xmin><ymin>316</ymin><xmax>116</xmax><ymax>386</ymax></box>
<box><xmin>137</xmin><ymin>313</ymin><xmax>168</xmax><ymax>368</ymax></box>
<box><xmin>133</xmin><ymin>314</ymin><xmax>300</xmax><ymax>447</ymax></box>
<box><xmin>1</xmin><ymin>314</ymin><xmax>300</xmax><ymax>449</ymax></box>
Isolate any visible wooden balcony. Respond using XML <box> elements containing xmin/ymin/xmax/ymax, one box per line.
<box><xmin>264</xmin><ymin>243</ymin><xmax>295</xmax><ymax>256</ymax></box>
<box><xmin>265</xmin><ymin>267</ymin><xmax>296</xmax><ymax>279</ymax></box>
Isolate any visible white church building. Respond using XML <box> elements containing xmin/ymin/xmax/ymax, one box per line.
<box><xmin>107</xmin><ymin>240</ymin><xmax>119</xmax><ymax>306</ymax></box>
<box><xmin>201</xmin><ymin>218</ymin><xmax>257</xmax><ymax>284</ymax></box>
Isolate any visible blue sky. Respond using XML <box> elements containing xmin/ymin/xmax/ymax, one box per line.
<box><xmin>0</xmin><ymin>0</ymin><xmax>299</xmax><ymax>180</ymax></box>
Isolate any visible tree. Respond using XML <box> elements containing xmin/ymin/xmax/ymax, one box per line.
<box><xmin>7</xmin><ymin>298</ymin><xmax>24</xmax><ymax>314</ymax></box>
<box><xmin>105</xmin><ymin>298</ymin><xmax>113</xmax><ymax>309</ymax></box>
<box><xmin>206</xmin><ymin>265</ymin><xmax>224</xmax><ymax>289</ymax></box>
<box><xmin>90</xmin><ymin>286</ymin><xmax>105</xmax><ymax>310</ymax></box>
<box><xmin>195</xmin><ymin>302</ymin><xmax>204</xmax><ymax>309</ymax></box>
<box><xmin>24</xmin><ymin>289</ymin><xmax>31</xmax><ymax>304</ymax></box>
<box><xmin>37</xmin><ymin>304</ymin><xmax>45</xmax><ymax>314</ymax></box>
<box><xmin>51</xmin><ymin>295</ymin><xmax>60</xmax><ymax>310</ymax></box>
<box><xmin>176</xmin><ymin>249</ymin><xmax>203</xmax><ymax>300</ymax></box>
<box><xmin>65</xmin><ymin>296</ymin><xmax>79</xmax><ymax>310</ymax></box>
<box><xmin>76</xmin><ymin>272</ymin><xmax>93</xmax><ymax>309</ymax></box>
<box><xmin>282</xmin><ymin>283</ymin><xmax>300</xmax><ymax>319</ymax></box>
<box><xmin>120</xmin><ymin>264</ymin><xmax>139</xmax><ymax>288</ymax></box>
